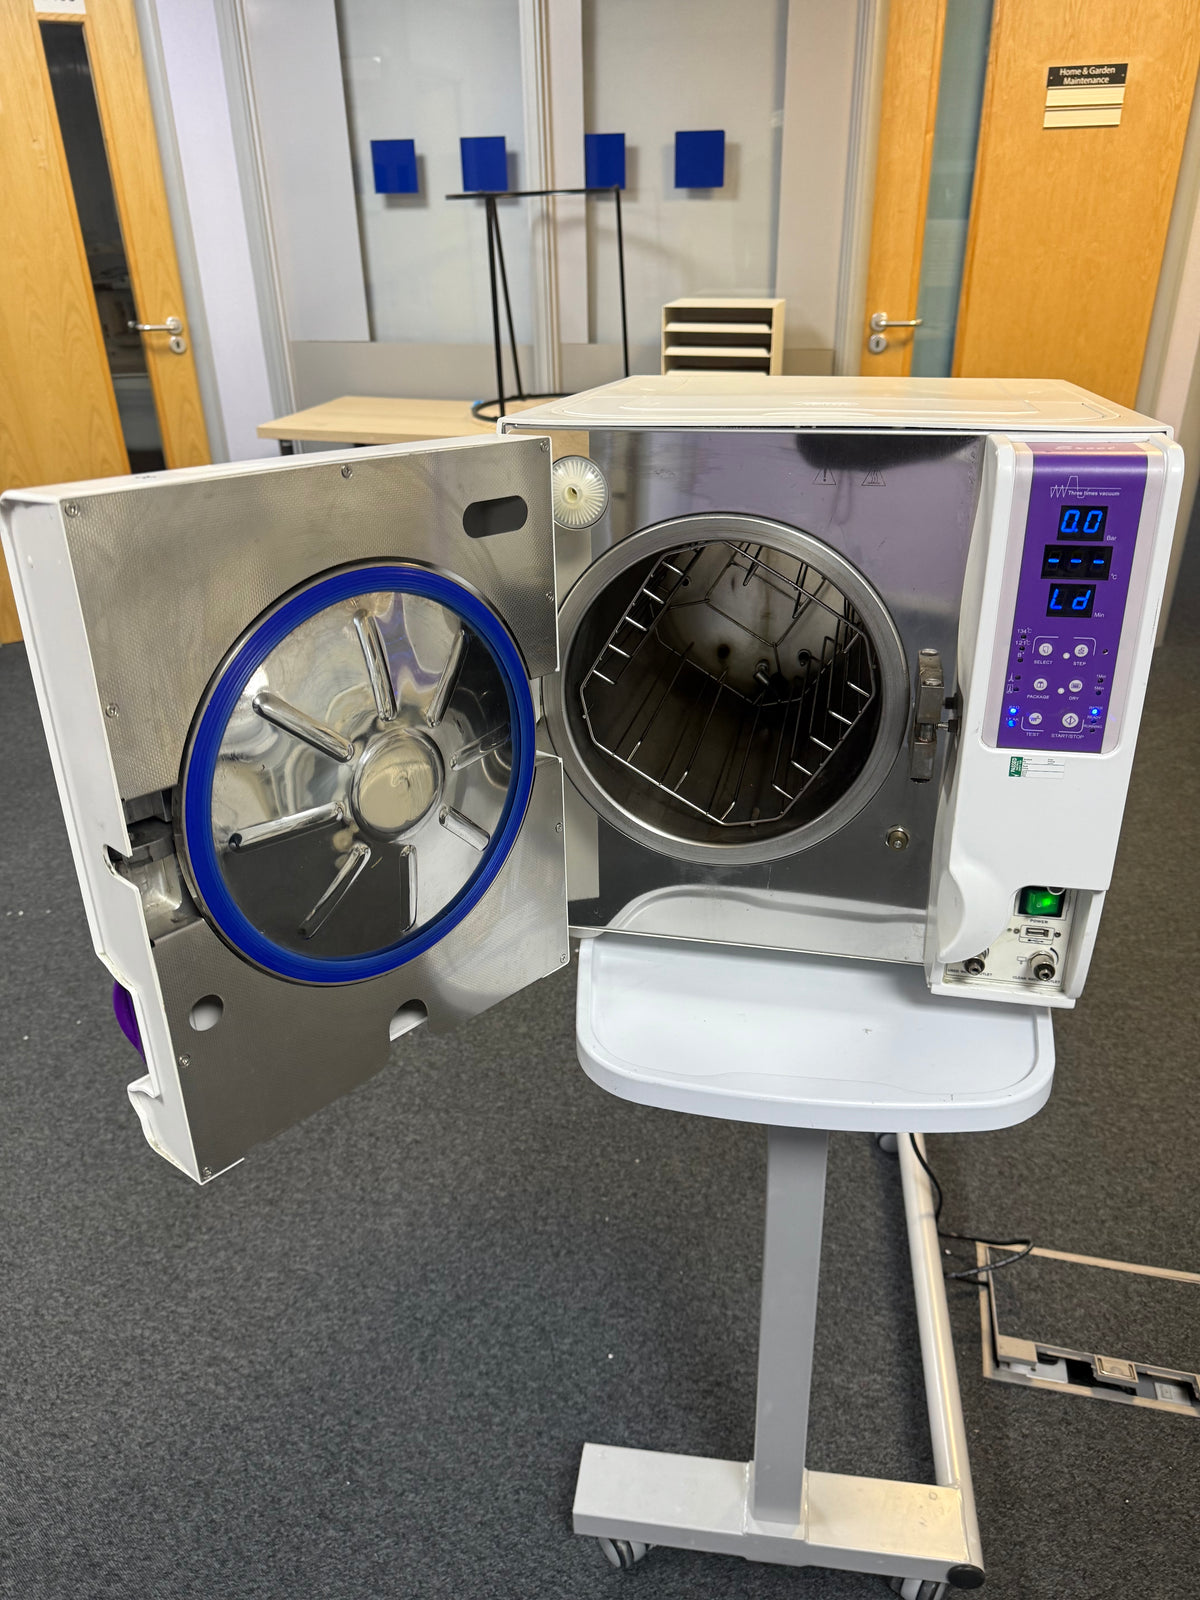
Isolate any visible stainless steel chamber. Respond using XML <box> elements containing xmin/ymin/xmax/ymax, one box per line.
<box><xmin>535</xmin><ymin>428</ymin><xmax>986</xmax><ymax>954</ymax></box>
<box><xmin>546</xmin><ymin>515</ymin><xmax>909</xmax><ymax>864</ymax></box>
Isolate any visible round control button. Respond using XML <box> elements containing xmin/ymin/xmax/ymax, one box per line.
<box><xmin>1062</xmin><ymin>712</ymin><xmax>1080</xmax><ymax>729</ymax></box>
<box><xmin>1074</xmin><ymin>643</ymin><xmax>1089</xmax><ymax>657</ymax></box>
<box><xmin>1027</xmin><ymin>712</ymin><xmax>1043</xmax><ymax>726</ymax></box>
<box><xmin>1038</xmin><ymin>642</ymin><xmax>1054</xmax><ymax>657</ymax></box>
<box><xmin>1068</xmin><ymin>678</ymin><xmax>1083</xmax><ymax>692</ymax></box>
<box><xmin>1033</xmin><ymin>677</ymin><xmax>1048</xmax><ymax>691</ymax></box>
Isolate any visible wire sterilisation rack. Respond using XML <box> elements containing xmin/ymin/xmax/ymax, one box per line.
<box><xmin>578</xmin><ymin>542</ymin><xmax>879</xmax><ymax>833</ymax></box>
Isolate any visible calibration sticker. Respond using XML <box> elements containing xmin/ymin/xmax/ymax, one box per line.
<box><xmin>1008</xmin><ymin>756</ymin><xmax>1066</xmax><ymax>780</ymax></box>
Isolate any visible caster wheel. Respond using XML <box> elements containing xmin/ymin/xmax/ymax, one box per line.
<box><xmin>874</xmin><ymin>1132</ymin><xmax>900</xmax><ymax>1156</ymax></box>
<box><xmin>887</xmin><ymin>1579</ymin><xmax>947</xmax><ymax>1600</ymax></box>
<box><xmin>598</xmin><ymin>1537</ymin><xmax>652</xmax><ymax>1570</ymax></box>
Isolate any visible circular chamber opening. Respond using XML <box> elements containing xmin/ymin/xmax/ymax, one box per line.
<box><xmin>546</xmin><ymin>517</ymin><xmax>909</xmax><ymax>865</ymax></box>
<box><xmin>180</xmin><ymin>565</ymin><xmax>534</xmax><ymax>985</ymax></box>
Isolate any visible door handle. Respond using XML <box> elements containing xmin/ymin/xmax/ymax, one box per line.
<box><xmin>128</xmin><ymin>316</ymin><xmax>187</xmax><ymax>354</ymax></box>
<box><xmin>869</xmin><ymin>311</ymin><xmax>923</xmax><ymax>331</ymax></box>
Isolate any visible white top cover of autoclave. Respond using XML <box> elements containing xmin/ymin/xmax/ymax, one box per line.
<box><xmin>501</xmin><ymin>374</ymin><xmax>1170</xmax><ymax>434</ymax></box>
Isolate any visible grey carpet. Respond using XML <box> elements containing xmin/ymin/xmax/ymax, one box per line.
<box><xmin>0</xmin><ymin>613</ymin><xmax>1196</xmax><ymax>1599</ymax></box>
<box><xmin>989</xmin><ymin>1251</ymin><xmax>1199</xmax><ymax>1375</ymax></box>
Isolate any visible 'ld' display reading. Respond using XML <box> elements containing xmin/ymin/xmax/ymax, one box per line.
<box><xmin>1046</xmin><ymin>583</ymin><xmax>1096</xmax><ymax>617</ymax></box>
<box><xmin>1057</xmin><ymin>505</ymin><xmax>1107</xmax><ymax>538</ymax></box>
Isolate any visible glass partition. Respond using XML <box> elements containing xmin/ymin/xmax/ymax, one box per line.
<box><xmin>910</xmin><ymin>0</ymin><xmax>994</xmax><ymax>377</ymax></box>
<box><xmin>335</xmin><ymin>0</ymin><xmax>528</xmax><ymax>345</ymax></box>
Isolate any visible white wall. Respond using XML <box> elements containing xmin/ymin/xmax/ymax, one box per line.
<box><xmin>774</xmin><ymin>0</ymin><xmax>858</xmax><ymax>371</ymax></box>
<box><xmin>337</xmin><ymin>0</ymin><xmax>530</xmax><ymax>345</ymax></box>
<box><xmin>177</xmin><ymin>0</ymin><xmax>859</xmax><ymax>408</ymax></box>
<box><xmin>1137</xmin><ymin>63</ymin><xmax>1200</xmax><ymax>635</ymax></box>
<box><xmin>581</xmin><ymin>0</ymin><xmax>788</xmax><ymax>356</ymax></box>
<box><xmin>151</xmin><ymin>0</ymin><xmax>278</xmax><ymax>459</ymax></box>
<box><xmin>241</xmin><ymin>0</ymin><xmax>370</xmax><ymax>343</ymax></box>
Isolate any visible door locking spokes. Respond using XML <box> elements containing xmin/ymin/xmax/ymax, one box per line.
<box><xmin>128</xmin><ymin>315</ymin><xmax>187</xmax><ymax>354</ymax></box>
<box><xmin>909</xmin><ymin>648</ymin><xmax>957</xmax><ymax>782</ymax></box>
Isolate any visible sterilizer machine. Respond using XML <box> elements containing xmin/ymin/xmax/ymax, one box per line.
<box><xmin>1</xmin><ymin>376</ymin><xmax>1181</xmax><ymax>1182</ymax></box>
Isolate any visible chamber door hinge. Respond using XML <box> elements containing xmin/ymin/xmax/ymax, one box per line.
<box><xmin>909</xmin><ymin>648</ymin><xmax>957</xmax><ymax>783</ymax></box>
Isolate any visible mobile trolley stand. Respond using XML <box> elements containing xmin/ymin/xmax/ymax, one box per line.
<box><xmin>572</xmin><ymin>934</ymin><xmax>1056</xmax><ymax>1595</ymax></box>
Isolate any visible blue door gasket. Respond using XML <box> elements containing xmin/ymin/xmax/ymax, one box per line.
<box><xmin>180</xmin><ymin>564</ymin><xmax>536</xmax><ymax>985</ymax></box>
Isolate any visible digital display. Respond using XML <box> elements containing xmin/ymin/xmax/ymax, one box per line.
<box><xmin>1041</xmin><ymin>544</ymin><xmax>1112</xmax><ymax>580</ymax></box>
<box><xmin>1046</xmin><ymin>582</ymin><xmax>1096</xmax><ymax>618</ymax></box>
<box><xmin>1057</xmin><ymin>505</ymin><xmax>1108</xmax><ymax>539</ymax></box>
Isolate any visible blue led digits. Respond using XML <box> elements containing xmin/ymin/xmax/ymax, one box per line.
<box><xmin>1057</xmin><ymin>505</ymin><xmax>1108</xmax><ymax>538</ymax></box>
<box><xmin>1046</xmin><ymin>583</ymin><xmax>1096</xmax><ymax>618</ymax></box>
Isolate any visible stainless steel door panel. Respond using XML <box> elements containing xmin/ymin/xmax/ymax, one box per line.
<box><xmin>58</xmin><ymin>436</ymin><xmax>555</xmax><ymax>801</ymax></box>
<box><xmin>152</xmin><ymin>757</ymin><xmax>567</xmax><ymax>1175</ymax></box>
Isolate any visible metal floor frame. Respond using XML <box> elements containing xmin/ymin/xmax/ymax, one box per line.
<box><xmin>572</xmin><ymin>1128</ymin><xmax>986</xmax><ymax>1596</ymax></box>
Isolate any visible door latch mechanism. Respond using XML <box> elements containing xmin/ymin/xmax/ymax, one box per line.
<box><xmin>866</xmin><ymin>309</ymin><xmax>923</xmax><ymax>355</ymax></box>
<box><xmin>909</xmin><ymin>648</ymin><xmax>956</xmax><ymax>782</ymax></box>
<box><xmin>128</xmin><ymin>315</ymin><xmax>187</xmax><ymax>355</ymax></box>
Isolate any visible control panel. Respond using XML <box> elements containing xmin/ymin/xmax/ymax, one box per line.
<box><xmin>996</xmin><ymin>449</ymin><xmax>1147</xmax><ymax>752</ymax></box>
<box><xmin>945</xmin><ymin>886</ymin><xmax>1075</xmax><ymax>995</ymax></box>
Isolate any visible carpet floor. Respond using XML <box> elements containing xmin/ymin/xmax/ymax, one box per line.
<box><xmin>0</xmin><ymin>619</ymin><xmax>1196</xmax><ymax>1599</ymax></box>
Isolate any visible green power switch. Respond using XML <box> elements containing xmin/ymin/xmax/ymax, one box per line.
<box><xmin>1018</xmin><ymin>886</ymin><xmax>1066</xmax><ymax>919</ymax></box>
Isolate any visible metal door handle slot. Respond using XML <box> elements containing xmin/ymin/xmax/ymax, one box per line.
<box><xmin>577</xmin><ymin>541</ymin><xmax>880</xmax><ymax>832</ymax></box>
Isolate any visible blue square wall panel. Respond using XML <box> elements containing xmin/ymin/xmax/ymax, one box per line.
<box><xmin>460</xmin><ymin>136</ymin><xmax>508</xmax><ymax>193</ymax></box>
<box><xmin>371</xmin><ymin>139</ymin><xmax>419</xmax><ymax>195</ymax></box>
<box><xmin>675</xmin><ymin>129</ymin><xmax>725</xmax><ymax>188</ymax></box>
<box><xmin>585</xmin><ymin>132</ymin><xmax>626</xmax><ymax>189</ymax></box>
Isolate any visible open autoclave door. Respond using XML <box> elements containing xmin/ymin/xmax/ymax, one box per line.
<box><xmin>1</xmin><ymin>435</ymin><xmax>569</xmax><ymax>1183</ymax></box>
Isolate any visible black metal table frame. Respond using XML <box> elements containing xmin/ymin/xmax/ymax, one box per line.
<box><xmin>446</xmin><ymin>185</ymin><xmax>630</xmax><ymax>418</ymax></box>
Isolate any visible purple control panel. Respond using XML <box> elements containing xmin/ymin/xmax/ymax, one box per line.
<box><xmin>996</xmin><ymin>448</ymin><xmax>1146</xmax><ymax>752</ymax></box>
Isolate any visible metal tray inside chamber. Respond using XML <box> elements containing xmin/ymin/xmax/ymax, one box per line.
<box><xmin>564</xmin><ymin>539</ymin><xmax>883</xmax><ymax>849</ymax></box>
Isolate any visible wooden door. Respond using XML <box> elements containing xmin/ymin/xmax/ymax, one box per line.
<box><xmin>954</xmin><ymin>0</ymin><xmax>1200</xmax><ymax>403</ymax></box>
<box><xmin>862</xmin><ymin>0</ymin><xmax>1200</xmax><ymax>399</ymax></box>
<box><xmin>861</xmin><ymin>0</ymin><xmax>947</xmax><ymax>377</ymax></box>
<box><xmin>0</xmin><ymin>0</ymin><xmax>209</xmax><ymax>645</ymax></box>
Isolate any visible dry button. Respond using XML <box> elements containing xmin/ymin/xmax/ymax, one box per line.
<box><xmin>1068</xmin><ymin>678</ymin><xmax>1083</xmax><ymax>692</ymax></box>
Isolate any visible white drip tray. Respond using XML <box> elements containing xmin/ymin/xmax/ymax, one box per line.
<box><xmin>576</xmin><ymin>934</ymin><xmax>1054</xmax><ymax>1133</ymax></box>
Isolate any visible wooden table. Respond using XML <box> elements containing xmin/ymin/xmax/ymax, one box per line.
<box><xmin>257</xmin><ymin>395</ymin><xmax>550</xmax><ymax>450</ymax></box>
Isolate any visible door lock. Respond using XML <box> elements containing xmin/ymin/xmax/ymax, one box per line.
<box><xmin>866</xmin><ymin>310</ymin><xmax>923</xmax><ymax>356</ymax></box>
<box><xmin>128</xmin><ymin>316</ymin><xmax>187</xmax><ymax>354</ymax></box>
<box><xmin>909</xmin><ymin>647</ymin><xmax>956</xmax><ymax>782</ymax></box>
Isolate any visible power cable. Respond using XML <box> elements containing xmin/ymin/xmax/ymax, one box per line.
<box><xmin>905</xmin><ymin>1133</ymin><xmax>1035</xmax><ymax>1282</ymax></box>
